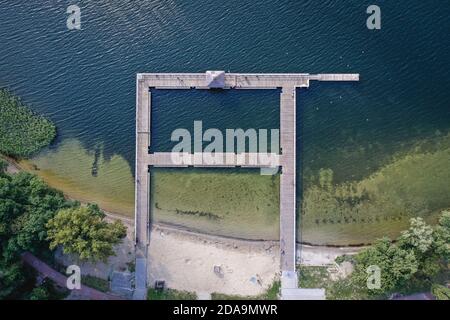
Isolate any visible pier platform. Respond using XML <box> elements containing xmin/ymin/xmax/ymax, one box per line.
<box><xmin>135</xmin><ymin>71</ymin><xmax>359</xmax><ymax>299</ymax></box>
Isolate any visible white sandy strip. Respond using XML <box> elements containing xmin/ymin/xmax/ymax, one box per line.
<box><xmin>298</xmin><ymin>245</ymin><xmax>362</xmax><ymax>266</ymax></box>
<box><xmin>147</xmin><ymin>226</ymin><xmax>279</xmax><ymax>296</ymax></box>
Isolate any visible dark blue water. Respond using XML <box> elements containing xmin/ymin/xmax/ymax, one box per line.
<box><xmin>1</xmin><ymin>1</ymin><xmax>449</xmax><ymax>181</ymax></box>
<box><xmin>150</xmin><ymin>89</ymin><xmax>280</xmax><ymax>153</ymax></box>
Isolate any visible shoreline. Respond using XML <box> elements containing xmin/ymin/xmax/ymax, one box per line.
<box><xmin>3</xmin><ymin>154</ymin><xmax>362</xmax><ymax>295</ymax></box>
<box><xmin>1</xmin><ymin>154</ymin><xmax>368</xmax><ymax>249</ymax></box>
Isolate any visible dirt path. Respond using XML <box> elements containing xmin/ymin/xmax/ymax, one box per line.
<box><xmin>21</xmin><ymin>252</ymin><xmax>123</xmax><ymax>300</ymax></box>
<box><xmin>1</xmin><ymin>155</ymin><xmax>20</xmax><ymax>174</ymax></box>
<box><xmin>299</xmin><ymin>245</ymin><xmax>362</xmax><ymax>266</ymax></box>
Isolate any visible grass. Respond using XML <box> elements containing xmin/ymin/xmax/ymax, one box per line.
<box><xmin>260</xmin><ymin>280</ymin><xmax>281</xmax><ymax>300</ymax></box>
<box><xmin>0</xmin><ymin>89</ymin><xmax>56</xmax><ymax>158</ymax></box>
<box><xmin>211</xmin><ymin>280</ymin><xmax>281</xmax><ymax>300</ymax></box>
<box><xmin>326</xmin><ymin>277</ymin><xmax>369</xmax><ymax>300</ymax></box>
<box><xmin>298</xmin><ymin>266</ymin><xmax>329</xmax><ymax>288</ymax></box>
<box><xmin>296</xmin><ymin>265</ymin><xmax>368</xmax><ymax>300</ymax></box>
<box><xmin>81</xmin><ymin>275</ymin><xmax>110</xmax><ymax>293</ymax></box>
<box><xmin>147</xmin><ymin>288</ymin><xmax>197</xmax><ymax>300</ymax></box>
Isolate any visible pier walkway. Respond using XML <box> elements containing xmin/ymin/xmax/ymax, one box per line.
<box><xmin>138</xmin><ymin>72</ymin><xmax>358</xmax><ymax>89</ymax></box>
<box><xmin>135</xmin><ymin>71</ymin><xmax>359</xmax><ymax>300</ymax></box>
<box><xmin>146</xmin><ymin>152</ymin><xmax>280</xmax><ymax>167</ymax></box>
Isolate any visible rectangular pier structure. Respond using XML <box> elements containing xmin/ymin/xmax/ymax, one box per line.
<box><xmin>279</xmin><ymin>87</ymin><xmax>296</xmax><ymax>272</ymax></box>
<box><xmin>134</xmin><ymin>71</ymin><xmax>359</xmax><ymax>300</ymax></box>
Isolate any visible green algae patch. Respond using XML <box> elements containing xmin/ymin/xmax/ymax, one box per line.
<box><xmin>301</xmin><ymin>134</ymin><xmax>450</xmax><ymax>245</ymax></box>
<box><xmin>151</xmin><ymin>168</ymin><xmax>280</xmax><ymax>240</ymax></box>
<box><xmin>0</xmin><ymin>89</ymin><xmax>56</xmax><ymax>158</ymax></box>
<box><xmin>22</xmin><ymin>139</ymin><xmax>135</xmax><ymax>217</ymax></box>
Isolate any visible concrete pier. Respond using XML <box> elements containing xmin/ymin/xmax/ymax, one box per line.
<box><xmin>138</xmin><ymin>72</ymin><xmax>358</xmax><ymax>90</ymax></box>
<box><xmin>134</xmin><ymin>71</ymin><xmax>359</xmax><ymax>299</ymax></box>
<box><xmin>146</xmin><ymin>152</ymin><xmax>280</xmax><ymax>168</ymax></box>
<box><xmin>133</xmin><ymin>78</ymin><xmax>150</xmax><ymax>300</ymax></box>
<box><xmin>279</xmin><ymin>87</ymin><xmax>296</xmax><ymax>272</ymax></box>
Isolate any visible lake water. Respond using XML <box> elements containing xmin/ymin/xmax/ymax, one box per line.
<box><xmin>1</xmin><ymin>1</ymin><xmax>449</xmax><ymax>244</ymax></box>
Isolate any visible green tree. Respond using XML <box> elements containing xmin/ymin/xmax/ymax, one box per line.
<box><xmin>0</xmin><ymin>171</ymin><xmax>73</xmax><ymax>299</ymax></box>
<box><xmin>398</xmin><ymin>217</ymin><xmax>434</xmax><ymax>254</ymax></box>
<box><xmin>397</xmin><ymin>216</ymin><xmax>444</xmax><ymax>278</ymax></box>
<box><xmin>46</xmin><ymin>205</ymin><xmax>126</xmax><ymax>262</ymax></box>
<box><xmin>333</xmin><ymin>212</ymin><xmax>449</xmax><ymax>299</ymax></box>
<box><xmin>0</xmin><ymin>172</ymin><xmax>70</xmax><ymax>260</ymax></box>
<box><xmin>0</xmin><ymin>262</ymin><xmax>26</xmax><ymax>299</ymax></box>
<box><xmin>434</xmin><ymin>211</ymin><xmax>450</xmax><ymax>262</ymax></box>
<box><xmin>431</xmin><ymin>284</ymin><xmax>450</xmax><ymax>300</ymax></box>
<box><xmin>352</xmin><ymin>238</ymin><xmax>418</xmax><ymax>296</ymax></box>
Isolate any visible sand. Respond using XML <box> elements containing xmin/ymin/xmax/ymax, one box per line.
<box><xmin>147</xmin><ymin>225</ymin><xmax>279</xmax><ymax>296</ymax></box>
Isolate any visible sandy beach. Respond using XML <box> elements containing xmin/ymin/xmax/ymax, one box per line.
<box><xmin>148</xmin><ymin>225</ymin><xmax>279</xmax><ymax>296</ymax></box>
<box><xmin>55</xmin><ymin>213</ymin><xmax>361</xmax><ymax>297</ymax></box>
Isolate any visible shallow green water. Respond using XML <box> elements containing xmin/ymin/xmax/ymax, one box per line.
<box><xmin>151</xmin><ymin>168</ymin><xmax>280</xmax><ymax>240</ymax></box>
<box><xmin>21</xmin><ymin>133</ymin><xmax>450</xmax><ymax>244</ymax></box>
<box><xmin>24</xmin><ymin>139</ymin><xmax>135</xmax><ymax>216</ymax></box>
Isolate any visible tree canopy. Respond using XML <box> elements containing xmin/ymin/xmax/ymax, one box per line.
<box><xmin>46</xmin><ymin>204</ymin><xmax>127</xmax><ymax>262</ymax></box>
<box><xmin>0</xmin><ymin>169</ymin><xmax>125</xmax><ymax>299</ymax></box>
<box><xmin>337</xmin><ymin>212</ymin><xmax>449</xmax><ymax>299</ymax></box>
<box><xmin>0</xmin><ymin>171</ymin><xmax>70</xmax><ymax>260</ymax></box>
<box><xmin>0</xmin><ymin>171</ymin><xmax>72</xmax><ymax>299</ymax></box>
<box><xmin>431</xmin><ymin>284</ymin><xmax>450</xmax><ymax>300</ymax></box>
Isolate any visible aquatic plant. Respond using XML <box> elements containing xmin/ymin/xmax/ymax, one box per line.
<box><xmin>301</xmin><ymin>134</ymin><xmax>450</xmax><ymax>244</ymax></box>
<box><xmin>0</xmin><ymin>89</ymin><xmax>56</xmax><ymax>158</ymax></box>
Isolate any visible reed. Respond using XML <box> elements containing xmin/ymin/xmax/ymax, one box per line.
<box><xmin>0</xmin><ymin>89</ymin><xmax>56</xmax><ymax>158</ymax></box>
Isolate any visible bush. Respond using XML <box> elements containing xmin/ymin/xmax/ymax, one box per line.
<box><xmin>29</xmin><ymin>286</ymin><xmax>50</xmax><ymax>300</ymax></box>
<box><xmin>82</xmin><ymin>275</ymin><xmax>110</xmax><ymax>293</ymax></box>
<box><xmin>147</xmin><ymin>288</ymin><xmax>197</xmax><ymax>300</ymax></box>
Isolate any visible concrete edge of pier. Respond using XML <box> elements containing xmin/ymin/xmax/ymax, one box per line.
<box><xmin>134</xmin><ymin>71</ymin><xmax>359</xmax><ymax>300</ymax></box>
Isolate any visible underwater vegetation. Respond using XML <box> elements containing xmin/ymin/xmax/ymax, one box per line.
<box><xmin>0</xmin><ymin>89</ymin><xmax>56</xmax><ymax>158</ymax></box>
<box><xmin>301</xmin><ymin>133</ymin><xmax>450</xmax><ymax>244</ymax></box>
